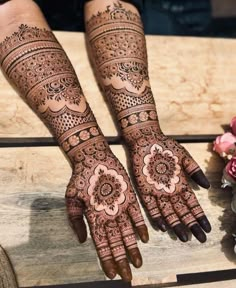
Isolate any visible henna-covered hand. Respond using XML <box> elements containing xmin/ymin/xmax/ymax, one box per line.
<box><xmin>66</xmin><ymin>135</ymin><xmax>148</xmax><ymax>281</ymax></box>
<box><xmin>0</xmin><ymin>19</ymin><xmax>148</xmax><ymax>281</ymax></box>
<box><xmin>124</xmin><ymin>123</ymin><xmax>211</xmax><ymax>243</ymax></box>
<box><xmin>85</xmin><ymin>0</ymin><xmax>211</xmax><ymax>243</ymax></box>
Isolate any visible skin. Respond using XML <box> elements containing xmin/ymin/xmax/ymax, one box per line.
<box><xmin>0</xmin><ymin>0</ymin><xmax>149</xmax><ymax>282</ymax></box>
<box><xmin>84</xmin><ymin>0</ymin><xmax>211</xmax><ymax>243</ymax></box>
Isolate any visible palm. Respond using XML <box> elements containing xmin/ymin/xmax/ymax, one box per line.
<box><xmin>65</xmin><ymin>138</ymin><xmax>148</xmax><ymax>281</ymax></box>
<box><xmin>127</xmin><ymin>125</ymin><xmax>211</xmax><ymax>242</ymax></box>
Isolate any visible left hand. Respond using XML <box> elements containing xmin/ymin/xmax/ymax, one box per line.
<box><xmin>125</xmin><ymin>124</ymin><xmax>211</xmax><ymax>243</ymax></box>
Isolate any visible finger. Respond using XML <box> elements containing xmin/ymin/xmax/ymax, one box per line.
<box><xmin>170</xmin><ymin>194</ymin><xmax>198</xmax><ymax>229</ymax></box>
<box><xmin>127</xmin><ymin>197</ymin><xmax>150</xmax><ymax>242</ymax></box>
<box><xmin>117</xmin><ymin>213</ymin><xmax>142</xmax><ymax>268</ymax></box>
<box><xmin>191</xmin><ymin>170</ymin><xmax>210</xmax><ymax>189</ymax></box>
<box><xmin>105</xmin><ymin>220</ymin><xmax>132</xmax><ymax>282</ymax></box>
<box><xmin>89</xmin><ymin>220</ymin><xmax>117</xmax><ymax>279</ymax></box>
<box><xmin>181</xmin><ymin>188</ymin><xmax>211</xmax><ymax>233</ymax></box>
<box><xmin>197</xmin><ymin>215</ymin><xmax>212</xmax><ymax>234</ymax></box>
<box><xmin>117</xmin><ymin>258</ymin><xmax>132</xmax><ymax>282</ymax></box>
<box><xmin>190</xmin><ymin>224</ymin><xmax>207</xmax><ymax>243</ymax></box>
<box><xmin>173</xmin><ymin>224</ymin><xmax>188</xmax><ymax>242</ymax></box>
<box><xmin>157</xmin><ymin>194</ymin><xmax>180</xmax><ymax>228</ymax></box>
<box><xmin>157</xmin><ymin>194</ymin><xmax>189</xmax><ymax>241</ymax></box>
<box><xmin>66</xmin><ymin>197</ymin><xmax>87</xmax><ymax>243</ymax></box>
<box><xmin>139</xmin><ymin>193</ymin><xmax>167</xmax><ymax>232</ymax></box>
<box><xmin>170</xmin><ymin>193</ymin><xmax>209</xmax><ymax>242</ymax></box>
<box><xmin>182</xmin><ymin>154</ymin><xmax>210</xmax><ymax>189</ymax></box>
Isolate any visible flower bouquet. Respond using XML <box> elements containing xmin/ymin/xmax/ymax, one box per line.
<box><xmin>213</xmin><ymin>116</ymin><xmax>236</xmax><ymax>251</ymax></box>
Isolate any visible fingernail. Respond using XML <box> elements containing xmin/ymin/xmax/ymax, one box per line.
<box><xmin>141</xmin><ymin>232</ymin><xmax>149</xmax><ymax>243</ymax></box>
<box><xmin>191</xmin><ymin>224</ymin><xmax>207</xmax><ymax>243</ymax></box>
<box><xmin>108</xmin><ymin>270</ymin><xmax>116</xmax><ymax>279</ymax></box>
<box><xmin>134</xmin><ymin>257</ymin><xmax>142</xmax><ymax>268</ymax></box>
<box><xmin>121</xmin><ymin>268</ymin><xmax>132</xmax><ymax>282</ymax></box>
<box><xmin>198</xmin><ymin>216</ymin><xmax>212</xmax><ymax>233</ymax></box>
<box><xmin>179</xmin><ymin>233</ymin><xmax>188</xmax><ymax>242</ymax></box>
<box><xmin>160</xmin><ymin>223</ymin><xmax>167</xmax><ymax>232</ymax></box>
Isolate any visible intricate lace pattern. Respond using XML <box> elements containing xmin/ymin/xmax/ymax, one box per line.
<box><xmin>104</xmin><ymin>85</ymin><xmax>155</xmax><ymax>113</ymax></box>
<box><xmin>0</xmin><ymin>24</ymin><xmax>82</xmax><ymax>111</ymax></box>
<box><xmin>86</xmin><ymin>2</ymin><xmax>148</xmax><ymax>89</ymax></box>
<box><xmin>143</xmin><ymin>144</ymin><xmax>181</xmax><ymax>193</ymax></box>
<box><xmin>0</xmin><ymin>23</ymin><xmax>148</xmax><ymax>277</ymax></box>
<box><xmin>66</xmin><ymin>137</ymin><xmax>145</xmax><ymax>262</ymax></box>
<box><xmin>127</xmin><ymin>124</ymin><xmax>205</xmax><ymax>228</ymax></box>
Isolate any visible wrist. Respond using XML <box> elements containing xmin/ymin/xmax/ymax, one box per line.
<box><xmin>58</xmin><ymin>123</ymin><xmax>106</xmax><ymax>164</ymax></box>
<box><xmin>122</xmin><ymin>120</ymin><xmax>163</xmax><ymax>149</ymax></box>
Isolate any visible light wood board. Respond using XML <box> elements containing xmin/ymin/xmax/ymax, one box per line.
<box><xmin>172</xmin><ymin>279</ymin><xmax>236</xmax><ymax>288</ymax></box>
<box><xmin>0</xmin><ymin>144</ymin><xmax>235</xmax><ymax>287</ymax></box>
<box><xmin>0</xmin><ymin>32</ymin><xmax>235</xmax><ymax>137</ymax></box>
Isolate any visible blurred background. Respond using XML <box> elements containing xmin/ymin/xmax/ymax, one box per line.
<box><xmin>35</xmin><ymin>0</ymin><xmax>236</xmax><ymax>37</ymax></box>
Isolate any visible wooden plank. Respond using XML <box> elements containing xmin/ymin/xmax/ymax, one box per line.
<box><xmin>0</xmin><ymin>32</ymin><xmax>235</xmax><ymax>137</ymax></box>
<box><xmin>172</xmin><ymin>279</ymin><xmax>236</xmax><ymax>288</ymax></box>
<box><xmin>0</xmin><ymin>143</ymin><xmax>235</xmax><ymax>287</ymax></box>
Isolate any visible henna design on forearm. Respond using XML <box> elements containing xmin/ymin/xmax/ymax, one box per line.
<box><xmin>0</xmin><ymin>23</ymin><xmax>148</xmax><ymax>278</ymax></box>
<box><xmin>86</xmin><ymin>2</ymin><xmax>148</xmax><ymax>89</ymax></box>
<box><xmin>0</xmin><ymin>24</ymin><xmax>83</xmax><ymax>113</ymax></box>
<box><xmin>86</xmin><ymin>1</ymin><xmax>211</xmax><ymax>242</ymax></box>
<box><xmin>0</xmin><ymin>24</ymin><xmax>88</xmax><ymax>157</ymax></box>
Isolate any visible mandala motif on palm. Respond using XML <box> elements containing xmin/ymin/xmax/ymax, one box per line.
<box><xmin>143</xmin><ymin>144</ymin><xmax>181</xmax><ymax>193</ymax></box>
<box><xmin>88</xmin><ymin>164</ymin><xmax>128</xmax><ymax>216</ymax></box>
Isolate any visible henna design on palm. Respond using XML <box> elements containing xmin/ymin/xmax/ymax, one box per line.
<box><xmin>66</xmin><ymin>134</ymin><xmax>148</xmax><ymax>281</ymax></box>
<box><xmin>85</xmin><ymin>1</ymin><xmax>211</xmax><ymax>243</ymax></box>
<box><xmin>0</xmin><ymin>24</ymin><xmax>149</xmax><ymax>281</ymax></box>
<box><xmin>104</xmin><ymin>84</ymin><xmax>211</xmax><ymax>242</ymax></box>
<box><xmin>125</xmin><ymin>123</ymin><xmax>211</xmax><ymax>242</ymax></box>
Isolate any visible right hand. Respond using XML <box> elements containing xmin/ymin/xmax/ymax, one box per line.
<box><xmin>65</xmin><ymin>136</ymin><xmax>149</xmax><ymax>282</ymax></box>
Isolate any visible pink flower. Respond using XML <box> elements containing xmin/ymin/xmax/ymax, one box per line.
<box><xmin>225</xmin><ymin>157</ymin><xmax>236</xmax><ymax>183</ymax></box>
<box><xmin>230</xmin><ymin>116</ymin><xmax>236</xmax><ymax>136</ymax></box>
<box><xmin>213</xmin><ymin>132</ymin><xmax>236</xmax><ymax>157</ymax></box>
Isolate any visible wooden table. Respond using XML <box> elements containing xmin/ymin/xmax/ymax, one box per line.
<box><xmin>0</xmin><ymin>32</ymin><xmax>235</xmax><ymax>288</ymax></box>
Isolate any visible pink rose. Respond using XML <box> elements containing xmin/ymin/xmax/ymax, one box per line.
<box><xmin>225</xmin><ymin>157</ymin><xmax>236</xmax><ymax>183</ymax></box>
<box><xmin>230</xmin><ymin>116</ymin><xmax>236</xmax><ymax>136</ymax></box>
<box><xmin>213</xmin><ymin>132</ymin><xmax>236</xmax><ymax>156</ymax></box>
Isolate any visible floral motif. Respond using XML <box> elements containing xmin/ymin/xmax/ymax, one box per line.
<box><xmin>68</xmin><ymin>135</ymin><xmax>80</xmax><ymax>146</ymax></box>
<box><xmin>139</xmin><ymin>111</ymin><xmax>148</xmax><ymax>122</ymax></box>
<box><xmin>79</xmin><ymin>130</ymin><xmax>90</xmax><ymax>141</ymax></box>
<box><xmin>128</xmin><ymin>114</ymin><xmax>138</xmax><ymax>124</ymax></box>
<box><xmin>90</xmin><ymin>127</ymin><xmax>99</xmax><ymax>136</ymax></box>
<box><xmin>143</xmin><ymin>144</ymin><xmax>181</xmax><ymax>193</ymax></box>
<box><xmin>62</xmin><ymin>141</ymin><xmax>70</xmax><ymax>152</ymax></box>
<box><xmin>88</xmin><ymin>164</ymin><xmax>127</xmax><ymax>216</ymax></box>
<box><xmin>121</xmin><ymin>118</ymin><xmax>128</xmax><ymax>128</ymax></box>
<box><xmin>149</xmin><ymin>110</ymin><xmax>157</xmax><ymax>120</ymax></box>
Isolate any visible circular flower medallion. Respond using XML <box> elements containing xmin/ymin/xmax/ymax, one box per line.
<box><xmin>88</xmin><ymin>164</ymin><xmax>128</xmax><ymax>216</ymax></box>
<box><xmin>143</xmin><ymin>144</ymin><xmax>181</xmax><ymax>193</ymax></box>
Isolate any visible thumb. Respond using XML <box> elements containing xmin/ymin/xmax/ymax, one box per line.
<box><xmin>66</xmin><ymin>197</ymin><xmax>87</xmax><ymax>243</ymax></box>
<box><xmin>182</xmin><ymin>152</ymin><xmax>210</xmax><ymax>189</ymax></box>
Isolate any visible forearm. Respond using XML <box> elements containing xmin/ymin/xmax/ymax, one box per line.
<box><xmin>84</xmin><ymin>0</ymin><xmax>162</xmax><ymax>146</ymax></box>
<box><xmin>0</xmin><ymin>0</ymin><xmax>102</xmax><ymax>163</ymax></box>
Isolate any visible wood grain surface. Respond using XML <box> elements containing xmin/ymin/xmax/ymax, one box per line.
<box><xmin>0</xmin><ymin>144</ymin><xmax>235</xmax><ymax>287</ymax></box>
<box><xmin>0</xmin><ymin>32</ymin><xmax>235</xmax><ymax>138</ymax></box>
<box><xmin>172</xmin><ymin>279</ymin><xmax>236</xmax><ymax>288</ymax></box>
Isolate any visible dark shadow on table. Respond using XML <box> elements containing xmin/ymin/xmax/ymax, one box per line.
<box><xmin>205</xmin><ymin>143</ymin><xmax>236</xmax><ymax>264</ymax></box>
<box><xmin>6</xmin><ymin>196</ymin><xmax>105</xmax><ymax>286</ymax></box>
